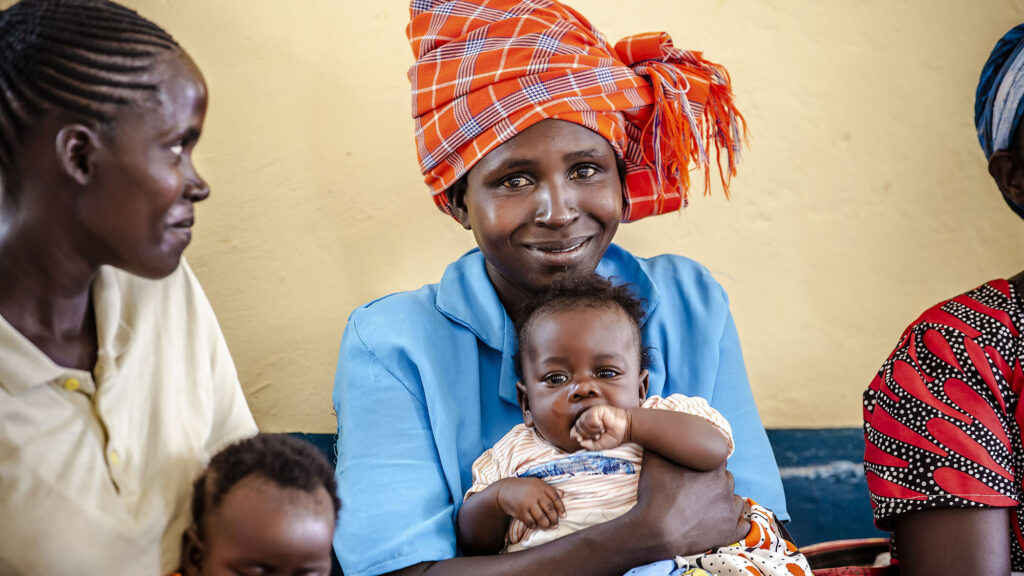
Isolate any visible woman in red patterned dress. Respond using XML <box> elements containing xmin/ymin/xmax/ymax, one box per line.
<box><xmin>863</xmin><ymin>23</ymin><xmax>1024</xmax><ymax>576</ymax></box>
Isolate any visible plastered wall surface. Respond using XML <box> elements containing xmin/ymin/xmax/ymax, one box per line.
<box><xmin>7</xmin><ymin>1</ymin><xmax>1024</xmax><ymax>432</ymax></box>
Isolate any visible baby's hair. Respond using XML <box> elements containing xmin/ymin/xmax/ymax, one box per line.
<box><xmin>0</xmin><ymin>0</ymin><xmax>179</xmax><ymax>184</ymax></box>
<box><xmin>190</xmin><ymin>434</ymin><xmax>341</xmax><ymax>538</ymax></box>
<box><xmin>514</xmin><ymin>273</ymin><xmax>648</xmax><ymax>379</ymax></box>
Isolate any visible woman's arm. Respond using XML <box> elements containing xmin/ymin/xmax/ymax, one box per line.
<box><xmin>385</xmin><ymin>454</ymin><xmax>749</xmax><ymax>576</ymax></box>
<box><xmin>893</xmin><ymin>507</ymin><xmax>1011</xmax><ymax>576</ymax></box>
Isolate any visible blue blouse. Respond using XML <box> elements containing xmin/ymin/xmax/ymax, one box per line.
<box><xmin>332</xmin><ymin>244</ymin><xmax>787</xmax><ymax>576</ymax></box>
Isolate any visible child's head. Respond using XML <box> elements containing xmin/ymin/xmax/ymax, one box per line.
<box><xmin>183</xmin><ymin>434</ymin><xmax>340</xmax><ymax>576</ymax></box>
<box><xmin>0</xmin><ymin>0</ymin><xmax>211</xmax><ymax>279</ymax></box>
<box><xmin>514</xmin><ymin>274</ymin><xmax>649</xmax><ymax>452</ymax></box>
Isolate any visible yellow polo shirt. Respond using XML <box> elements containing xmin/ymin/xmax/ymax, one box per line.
<box><xmin>0</xmin><ymin>260</ymin><xmax>257</xmax><ymax>575</ymax></box>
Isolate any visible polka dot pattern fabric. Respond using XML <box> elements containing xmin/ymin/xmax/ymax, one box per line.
<box><xmin>863</xmin><ymin>279</ymin><xmax>1024</xmax><ymax>568</ymax></box>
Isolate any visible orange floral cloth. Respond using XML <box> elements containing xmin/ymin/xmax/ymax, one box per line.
<box><xmin>406</xmin><ymin>0</ymin><xmax>746</xmax><ymax>222</ymax></box>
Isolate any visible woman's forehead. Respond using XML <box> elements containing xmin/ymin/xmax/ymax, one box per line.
<box><xmin>112</xmin><ymin>51</ymin><xmax>207</xmax><ymax>131</ymax></box>
<box><xmin>136</xmin><ymin>51</ymin><xmax>206</xmax><ymax>106</ymax></box>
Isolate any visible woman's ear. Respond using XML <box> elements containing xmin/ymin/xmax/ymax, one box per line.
<box><xmin>55</xmin><ymin>124</ymin><xmax>99</xmax><ymax>186</ymax></box>
<box><xmin>638</xmin><ymin>370</ymin><xmax>649</xmax><ymax>401</ymax></box>
<box><xmin>515</xmin><ymin>381</ymin><xmax>534</xmax><ymax>427</ymax></box>
<box><xmin>181</xmin><ymin>528</ymin><xmax>205</xmax><ymax>576</ymax></box>
<box><xmin>448</xmin><ymin>180</ymin><xmax>472</xmax><ymax>230</ymax></box>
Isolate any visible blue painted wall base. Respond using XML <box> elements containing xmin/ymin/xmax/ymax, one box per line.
<box><xmin>293</xmin><ymin>427</ymin><xmax>884</xmax><ymax>574</ymax></box>
<box><xmin>767</xmin><ymin>428</ymin><xmax>886</xmax><ymax>546</ymax></box>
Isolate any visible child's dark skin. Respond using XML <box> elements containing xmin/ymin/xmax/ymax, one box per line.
<box><xmin>182</xmin><ymin>475</ymin><xmax>336</xmax><ymax>576</ymax></box>
<box><xmin>457</xmin><ymin>304</ymin><xmax>732</xmax><ymax>555</ymax></box>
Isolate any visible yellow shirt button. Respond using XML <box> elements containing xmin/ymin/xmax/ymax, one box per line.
<box><xmin>109</xmin><ymin>450</ymin><xmax>120</xmax><ymax>466</ymax></box>
<box><xmin>63</xmin><ymin>378</ymin><xmax>80</xmax><ymax>391</ymax></box>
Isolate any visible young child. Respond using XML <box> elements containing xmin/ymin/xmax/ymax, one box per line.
<box><xmin>178</xmin><ymin>434</ymin><xmax>339</xmax><ymax>576</ymax></box>
<box><xmin>457</xmin><ymin>275</ymin><xmax>811</xmax><ymax>576</ymax></box>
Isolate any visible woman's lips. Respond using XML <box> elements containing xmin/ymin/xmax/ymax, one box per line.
<box><xmin>170</xmin><ymin>218</ymin><xmax>194</xmax><ymax>228</ymax></box>
<box><xmin>526</xmin><ymin>236</ymin><xmax>592</xmax><ymax>266</ymax></box>
<box><xmin>165</xmin><ymin>216</ymin><xmax>194</xmax><ymax>245</ymax></box>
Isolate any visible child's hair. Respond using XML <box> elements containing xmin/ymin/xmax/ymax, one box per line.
<box><xmin>190</xmin><ymin>434</ymin><xmax>341</xmax><ymax>538</ymax></box>
<box><xmin>514</xmin><ymin>273</ymin><xmax>648</xmax><ymax>379</ymax></box>
<box><xmin>0</xmin><ymin>0</ymin><xmax>180</xmax><ymax>183</ymax></box>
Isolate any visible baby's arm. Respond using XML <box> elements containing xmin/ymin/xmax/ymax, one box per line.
<box><xmin>572</xmin><ymin>403</ymin><xmax>730</xmax><ymax>470</ymax></box>
<box><xmin>456</xmin><ymin>478</ymin><xmax>565</xmax><ymax>555</ymax></box>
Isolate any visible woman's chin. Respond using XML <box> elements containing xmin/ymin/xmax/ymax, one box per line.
<box><xmin>122</xmin><ymin>250</ymin><xmax>185</xmax><ymax>279</ymax></box>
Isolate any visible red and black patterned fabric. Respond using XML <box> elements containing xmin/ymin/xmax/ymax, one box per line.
<box><xmin>863</xmin><ymin>279</ymin><xmax>1024</xmax><ymax>568</ymax></box>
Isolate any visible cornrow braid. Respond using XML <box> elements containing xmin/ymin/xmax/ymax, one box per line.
<box><xmin>0</xmin><ymin>0</ymin><xmax>179</xmax><ymax>184</ymax></box>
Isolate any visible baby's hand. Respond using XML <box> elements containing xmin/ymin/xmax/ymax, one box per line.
<box><xmin>571</xmin><ymin>405</ymin><xmax>630</xmax><ymax>451</ymax></box>
<box><xmin>495</xmin><ymin>477</ymin><xmax>565</xmax><ymax>530</ymax></box>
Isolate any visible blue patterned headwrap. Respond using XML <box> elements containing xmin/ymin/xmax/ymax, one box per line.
<box><xmin>976</xmin><ymin>23</ymin><xmax>1024</xmax><ymax>220</ymax></box>
<box><xmin>976</xmin><ymin>24</ymin><xmax>1024</xmax><ymax>159</ymax></box>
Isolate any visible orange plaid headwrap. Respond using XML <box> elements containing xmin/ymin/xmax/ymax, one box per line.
<box><xmin>407</xmin><ymin>0</ymin><xmax>746</xmax><ymax>222</ymax></box>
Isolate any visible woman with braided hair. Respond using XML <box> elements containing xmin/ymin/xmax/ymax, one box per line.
<box><xmin>332</xmin><ymin>1</ymin><xmax>787</xmax><ymax>575</ymax></box>
<box><xmin>0</xmin><ymin>1</ymin><xmax>256</xmax><ymax>574</ymax></box>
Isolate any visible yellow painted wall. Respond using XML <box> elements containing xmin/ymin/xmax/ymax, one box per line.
<box><xmin>8</xmin><ymin>0</ymin><xmax>1024</xmax><ymax>431</ymax></box>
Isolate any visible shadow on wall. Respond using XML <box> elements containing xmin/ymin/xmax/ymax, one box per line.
<box><xmin>293</xmin><ymin>427</ymin><xmax>884</xmax><ymax>575</ymax></box>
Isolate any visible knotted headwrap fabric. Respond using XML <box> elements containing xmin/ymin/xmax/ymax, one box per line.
<box><xmin>976</xmin><ymin>23</ymin><xmax>1024</xmax><ymax>160</ymax></box>
<box><xmin>407</xmin><ymin>0</ymin><xmax>746</xmax><ymax>222</ymax></box>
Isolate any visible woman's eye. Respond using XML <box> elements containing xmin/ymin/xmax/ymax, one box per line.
<box><xmin>570</xmin><ymin>165</ymin><xmax>597</xmax><ymax>180</ymax></box>
<box><xmin>544</xmin><ymin>374</ymin><xmax>568</xmax><ymax>385</ymax></box>
<box><xmin>501</xmin><ymin>175</ymin><xmax>529</xmax><ymax>188</ymax></box>
<box><xmin>170</xmin><ymin>142</ymin><xmax>185</xmax><ymax>156</ymax></box>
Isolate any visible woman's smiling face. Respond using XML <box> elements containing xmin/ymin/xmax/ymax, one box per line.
<box><xmin>76</xmin><ymin>50</ymin><xmax>210</xmax><ymax>279</ymax></box>
<box><xmin>455</xmin><ymin>119</ymin><xmax>623</xmax><ymax>308</ymax></box>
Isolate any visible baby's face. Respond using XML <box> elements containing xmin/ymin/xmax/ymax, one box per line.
<box><xmin>187</xmin><ymin>475</ymin><xmax>335</xmax><ymax>576</ymax></box>
<box><xmin>518</xmin><ymin>304</ymin><xmax>646</xmax><ymax>452</ymax></box>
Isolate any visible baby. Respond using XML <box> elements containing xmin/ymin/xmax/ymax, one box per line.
<box><xmin>178</xmin><ymin>434</ymin><xmax>339</xmax><ymax>576</ymax></box>
<box><xmin>457</xmin><ymin>274</ymin><xmax>810</xmax><ymax>576</ymax></box>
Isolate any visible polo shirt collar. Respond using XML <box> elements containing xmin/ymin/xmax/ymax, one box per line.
<box><xmin>0</xmin><ymin>266</ymin><xmax>132</xmax><ymax>396</ymax></box>
<box><xmin>434</xmin><ymin>244</ymin><xmax>661</xmax><ymax>405</ymax></box>
<box><xmin>93</xmin><ymin>266</ymin><xmax>134</xmax><ymax>362</ymax></box>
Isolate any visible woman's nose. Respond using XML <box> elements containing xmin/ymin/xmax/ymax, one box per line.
<box><xmin>184</xmin><ymin>164</ymin><xmax>210</xmax><ymax>203</ymax></box>
<box><xmin>534</xmin><ymin>180</ymin><xmax>579</xmax><ymax>228</ymax></box>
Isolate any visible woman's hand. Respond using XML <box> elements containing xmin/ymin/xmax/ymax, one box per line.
<box><xmin>571</xmin><ymin>405</ymin><xmax>630</xmax><ymax>451</ymax></box>
<box><xmin>495</xmin><ymin>477</ymin><xmax>566</xmax><ymax>530</ymax></box>
<box><xmin>407</xmin><ymin>452</ymin><xmax>750</xmax><ymax>575</ymax></box>
<box><xmin>628</xmin><ymin>451</ymin><xmax>749</xmax><ymax>556</ymax></box>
